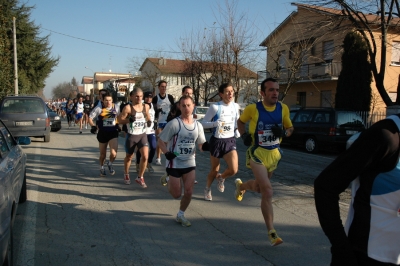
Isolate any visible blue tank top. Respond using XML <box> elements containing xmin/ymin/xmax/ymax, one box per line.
<box><xmin>254</xmin><ymin>101</ymin><xmax>282</xmax><ymax>150</ymax></box>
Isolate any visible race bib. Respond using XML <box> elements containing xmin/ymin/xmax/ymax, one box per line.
<box><xmin>103</xmin><ymin>118</ymin><xmax>116</xmax><ymax>127</ymax></box>
<box><xmin>257</xmin><ymin>130</ymin><xmax>279</xmax><ymax>147</ymax></box>
<box><xmin>175</xmin><ymin>141</ymin><xmax>196</xmax><ymax>157</ymax></box>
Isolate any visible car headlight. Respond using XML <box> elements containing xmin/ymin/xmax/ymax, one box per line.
<box><xmin>54</xmin><ymin>116</ymin><xmax>60</xmax><ymax>120</ymax></box>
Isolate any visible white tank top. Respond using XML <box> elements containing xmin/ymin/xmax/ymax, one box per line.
<box><xmin>156</xmin><ymin>94</ymin><xmax>172</xmax><ymax>123</ymax></box>
<box><xmin>213</xmin><ymin>102</ymin><xmax>239</xmax><ymax>139</ymax></box>
<box><xmin>145</xmin><ymin>103</ymin><xmax>155</xmax><ymax>135</ymax></box>
<box><xmin>127</xmin><ymin>104</ymin><xmax>146</xmax><ymax>135</ymax></box>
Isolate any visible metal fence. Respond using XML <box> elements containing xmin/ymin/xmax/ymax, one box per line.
<box><xmin>356</xmin><ymin>110</ymin><xmax>386</xmax><ymax>129</ymax></box>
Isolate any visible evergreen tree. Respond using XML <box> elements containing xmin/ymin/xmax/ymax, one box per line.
<box><xmin>335</xmin><ymin>31</ymin><xmax>372</xmax><ymax>111</ymax></box>
<box><xmin>0</xmin><ymin>5</ymin><xmax>13</xmax><ymax>99</ymax></box>
<box><xmin>1</xmin><ymin>0</ymin><xmax>59</xmax><ymax>95</ymax></box>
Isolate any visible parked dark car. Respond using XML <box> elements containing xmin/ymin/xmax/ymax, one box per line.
<box><xmin>0</xmin><ymin>95</ymin><xmax>51</xmax><ymax>142</ymax></box>
<box><xmin>283</xmin><ymin>107</ymin><xmax>365</xmax><ymax>153</ymax></box>
<box><xmin>0</xmin><ymin>120</ymin><xmax>30</xmax><ymax>265</ymax></box>
<box><xmin>47</xmin><ymin>106</ymin><xmax>61</xmax><ymax>132</ymax></box>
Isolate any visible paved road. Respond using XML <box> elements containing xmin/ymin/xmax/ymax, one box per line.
<box><xmin>13</xmin><ymin>121</ymin><xmax>348</xmax><ymax>266</ymax></box>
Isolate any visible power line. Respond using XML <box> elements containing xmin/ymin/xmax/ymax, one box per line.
<box><xmin>40</xmin><ymin>27</ymin><xmax>182</xmax><ymax>54</ymax></box>
<box><xmin>41</xmin><ymin>27</ymin><xmax>266</xmax><ymax>55</ymax></box>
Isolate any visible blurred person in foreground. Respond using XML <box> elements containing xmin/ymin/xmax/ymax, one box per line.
<box><xmin>314</xmin><ymin>114</ymin><xmax>400</xmax><ymax>266</ymax></box>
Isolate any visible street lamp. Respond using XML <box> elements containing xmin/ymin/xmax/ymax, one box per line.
<box><xmin>85</xmin><ymin>66</ymin><xmax>95</xmax><ymax>104</ymax></box>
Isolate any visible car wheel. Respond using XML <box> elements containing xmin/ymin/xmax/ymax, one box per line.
<box><xmin>3</xmin><ymin>221</ymin><xmax>13</xmax><ymax>266</ymax></box>
<box><xmin>44</xmin><ymin>134</ymin><xmax>50</xmax><ymax>142</ymax></box>
<box><xmin>305</xmin><ymin>136</ymin><xmax>318</xmax><ymax>153</ymax></box>
<box><xmin>19</xmin><ymin>172</ymin><xmax>27</xmax><ymax>203</ymax></box>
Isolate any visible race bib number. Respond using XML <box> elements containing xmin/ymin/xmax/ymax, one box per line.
<box><xmin>176</xmin><ymin>142</ymin><xmax>195</xmax><ymax>157</ymax></box>
<box><xmin>217</xmin><ymin>121</ymin><xmax>234</xmax><ymax>133</ymax></box>
<box><xmin>258</xmin><ymin>130</ymin><xmax>279</xmax><ymax>147</ymax></box>
<box><xmin>103</xmin><ymin>118</ymin><xmax>116</xmax><ymax>127</ymax></box>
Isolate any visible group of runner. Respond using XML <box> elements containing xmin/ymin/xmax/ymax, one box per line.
<box><xmin>87</xmin><ymin>78</ymin><xmax>294</xmax><ymax>247</ymax></box>
<box><xmin>48</xmin><ymin>95</ymin><xmax>92</xmax><ymax>133</ymax></box>
<box><xmin>163</xmin><ymin>78</ymin><xmax>293</xmax><ymax>247</ymax></box>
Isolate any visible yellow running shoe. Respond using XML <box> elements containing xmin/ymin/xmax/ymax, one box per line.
<box><xmin>160</xmin><ymin>173</ymin><xmax>168</xmax><ymax>186</ymax></box>
<box><xmin>268</xmin><ymin>229</ymin><xmax>283</xmax><ymax>246</ymax></box>
<box><xmin>234</xmin><ymin>178</ymin><xmax>244</xmax><ymax>201</ymax></box>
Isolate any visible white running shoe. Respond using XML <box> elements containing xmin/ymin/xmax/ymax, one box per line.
<box><xmin>176</xmin><ymin>214</ymin><xmax>191</xmax><ymax>227</ymax></box>
<box><xmin>135</xmin><ymin>177</ymin><xmax>147</xmax><ymax>188</ymax></box>
<box><xmin>216</xmin><ymin>173</ymin><xmax>225</xmax><ymax>192</ymax></box>
<box><xmin>155</xmin><ymin>158</ymin><xmax>162</xmax><ymax>165</ymax></box>
<box><xmin>204</xmin><ymin>188</ymin><xmax>212</xmax><ymax>201</ymax></box>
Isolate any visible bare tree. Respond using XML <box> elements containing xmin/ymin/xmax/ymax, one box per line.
<box><xmin>177</xmin><ymin>0</ymin><xmax>259</xmax><ymax>104</ymax></box>
<box><xmin>212</xmin><ymin>0</ymin><xmax>259</xmax><ymax>102</ymax></box>
<box><xmin>52</xmin><ymin>81</ymin><xmax>74</xmax><ymax>99</ymax></box>
<box><xmin>304</xmin><ymin>0</ymin><xmax>400</xmax><ymax>106</ymax></box>
<box><xmin>126</xmin><ymin>50</ymin><xmax>174</xmax><ymax>95</ymax></box>
<box><xmin>263</xmin><ymin>4</ymin><xmax>345</xmax><ymax>102</ymax></box>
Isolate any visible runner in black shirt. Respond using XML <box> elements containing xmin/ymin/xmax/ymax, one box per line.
<box><xmin>83</xmin><ymin>95</ymin><xmax>92</xmax><ymax>130</ymax></box>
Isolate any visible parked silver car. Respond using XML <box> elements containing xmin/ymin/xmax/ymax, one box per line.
<box><xmin>0</xmin><ymin>120</ymin><xmax>30</xmax><ymax>265</ymax></box>
<box><xmin>0</xmin><ymin>95</ymin><xmax>51</xmax><ymax>142</ymax></box>
<box><xmin>194</xmin><ymin>106</ymin><xmax>209</xmax><ymax>120</ymax></box>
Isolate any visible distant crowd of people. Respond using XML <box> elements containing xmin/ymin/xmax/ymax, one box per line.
<box><xmin>47</xmin><ymin>95</ymin><xmax>93</xmax><ymax>133</ymax></box>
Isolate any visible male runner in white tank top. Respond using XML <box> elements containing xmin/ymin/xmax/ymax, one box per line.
<box><xmin>157</xmin><ymin>95</ymin><xmax>209</xmax><ymax>227</ymax></box>
<box><xmin>152</xmin><ymin>80</ymin><xmax>175</xmax><ymax>165</ymax></box>
<box><xmin>118</xmin><ymin>88</ymin><xmax>151</xmax><ymax>187</ymax></box>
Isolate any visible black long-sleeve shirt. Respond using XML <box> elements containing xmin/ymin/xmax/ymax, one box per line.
<box><xmin>314</xmin><ymin>116</ymin><xmax>400</xmax><ymax>265</ymax></box>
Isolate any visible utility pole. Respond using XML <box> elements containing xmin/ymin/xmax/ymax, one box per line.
<box><xmin>13</xmin><ymin>17</ymin><xmax>18</xmax><ymax>95</ymax></box>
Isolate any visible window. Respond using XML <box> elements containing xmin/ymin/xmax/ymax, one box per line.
<box><xmin>293</xmin><ymin>110</ymin><xmax>313</xmax><ymax>123</ymax></box>
<box><xmin>289</xmin><ymin>43</ymin><xmax>298</xmax><ymax>59</ymax></box>
<box><xmin>323</xmin><ymin>40</ymin><xmax>334</xmax><ymax>63</ymax></box>
<box><xmin>279</xmin><ymin>50</ymin><xmax>286</xmax><ymax>69</ymax></box>
<box><xmin>311</xmin><ymin>45</ymin><xmax>316</xmax><ymax>56</ymax></box>
<box><xmin>181</xmin><ymin>76</ymin><xmax>188</xmax><ymax>85</ymax></box>
<box><xmin>296</xmin><ymin>92</ymin><xmax>306</xmax><ymax>107</ymax></box>
<box><xmin>0</xmin><ymin>131</ymin><xmax>10</xmax><ymax>160</ymax></box>
<box><xmin>321</xmin><ymin>90</ymin><xmax>332</xmax><ymax>107</ymax></box>
<box><xmin>391</xmin><ymin>42</ymin><xmax>400</xmax><ymax>65</ymax></box>
<box><xmin>313</xmin><ymin>112</ymin><xmax>330</xmax><ymax>123</ymax></box>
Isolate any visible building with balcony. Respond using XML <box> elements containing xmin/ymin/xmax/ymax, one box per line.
<box><xmin>258</xmin><ymin>2</ymin><xmax>400</xmax><ymax>111</ymax></box>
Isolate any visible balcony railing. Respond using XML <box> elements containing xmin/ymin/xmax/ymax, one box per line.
<box><xmin>257</xmin><ymin>61</ymin><xmax>342</xmax><ymax>84</ymax></box>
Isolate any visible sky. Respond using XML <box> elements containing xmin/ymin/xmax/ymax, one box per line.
<box><xmin>26</xmin><ymin>0</ymin><xmax>296</xmax><ymax>98</ymax></box>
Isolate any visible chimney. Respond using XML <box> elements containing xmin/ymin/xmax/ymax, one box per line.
<box><xmin>159</xmin><ymin>57</ymin><xmax>166</xmax><ymax>65</ymax></box>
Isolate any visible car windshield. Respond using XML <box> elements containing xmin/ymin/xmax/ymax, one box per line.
<box><xmin>337</xmin><ymin>112</ymin><xmax>364</xmax><ymax>126</ymax></box>
<box><xmin>2</xmin><ymin>99</ymin><xmax>45</xmax><ymax>113</ymax></box>
<box><xmin>196</xmin><ymin>107</ymin><xmax>208</xmax><ymax>114</ymax></box>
